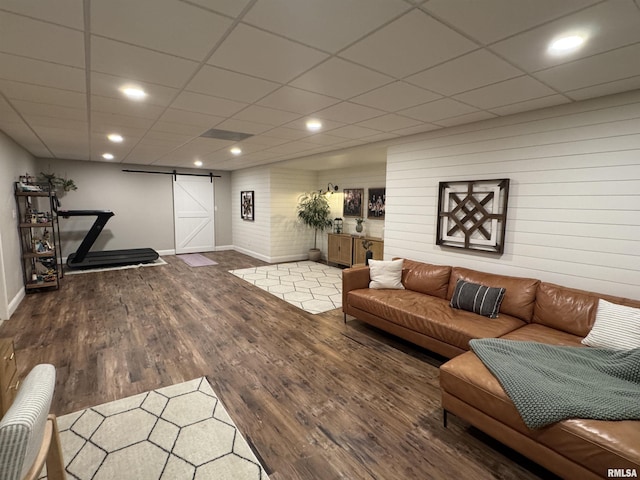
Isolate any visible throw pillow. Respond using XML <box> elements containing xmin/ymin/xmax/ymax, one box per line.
<box><xmin>369</xmin><ymin>259</ymin><xmax>405</xmax><ymax>290</ymax></box>
<box><xmin>450</xmin><ymin>279</ymin><xmax>506</xmax><ymax>319</ymax></box>
<box><xmin>582</xmin><ymin>299</ymin><xmax>640</xmax><ymax>349</ymax></box>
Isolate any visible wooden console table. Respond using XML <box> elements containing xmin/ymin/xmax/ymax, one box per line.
<box><xmin>328</xmin><ymin>234</ymin><xmax>383</xmax><ymax>267</ymax></box>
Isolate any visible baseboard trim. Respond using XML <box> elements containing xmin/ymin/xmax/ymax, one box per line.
<box><xmin>233</xmin><ymin>246</ymin><xmax>270</xmax><ymax>263</ymax></box>
<box><xmin>157</xmin><ymin>249</ymin><xmax>175</xmax><ymax>256</ymax></box>
<box><xmin>7</xmin><ymin>287</ymin><xmax>26</xmax><ymax>319</ymax></box>
<box><xmin>215</xmin><ymin>245</ymin><xmax>234</xmax><ymax>251</ymax></box>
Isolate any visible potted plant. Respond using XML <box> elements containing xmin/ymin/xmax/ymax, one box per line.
<box><xmin>355</xmin><ymin>217</ymin><xmax>365</xmax><ymax>233</ymax></box>
<box><xmin>39</xmin><ymin>171</ymin><xmax>78</xmax><ymax>194</ymax></box>
<box><xmin>297</xmin><ymin>191</ymin><xmax>332</xmax><ymax>261</ymax></box>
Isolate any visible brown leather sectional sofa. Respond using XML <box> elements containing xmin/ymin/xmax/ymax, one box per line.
<box><xmin>342</xmin><ymin>259</ymin><xmax>640</xmax><ymax>479</ymax></box>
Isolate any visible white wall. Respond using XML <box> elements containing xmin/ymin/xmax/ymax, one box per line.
<box><xmin>34</xmin><ymin>158</ymin><xmax>232</xmax><ymax>258</ymax></box>
<box><xmin>0</xmin><ymin>130</ymin><xmax>38</xmax><ymax>319</ymax></box>
<box><xmin>385</xmin><ymin>90</ymin><xmax>640</xmax><ymax>299</ymax></box>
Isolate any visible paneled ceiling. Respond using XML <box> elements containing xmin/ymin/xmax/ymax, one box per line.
<box><xmin>1</xmin><ymin>0</ymin><xmax>640</xmax><ymax>171</ymax></box>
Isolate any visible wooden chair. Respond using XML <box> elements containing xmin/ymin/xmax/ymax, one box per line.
<box><xmin>0</xmin><ymin>364</ymin><xmax>66</xmax><ymax>480</ymax></box>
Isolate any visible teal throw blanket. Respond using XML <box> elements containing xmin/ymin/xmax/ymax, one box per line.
<box><xmin>469</xmin><ymin>338</ymin><xmax>640</xmax><ymax>429</ymax></box>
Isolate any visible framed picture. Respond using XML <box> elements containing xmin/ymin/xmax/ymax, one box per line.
<box><xmin>436</xmin><ymin>179</ymin><xmax>509</xmax><ymax>254</ymax></box>
<box><xmin>343</xmin><ymin>188</ymin><xmax>364</xmax><ymax>217</ymax></box>
<box><xmin>241</xmin><ymin>190</ymin><xmax>254</xmax><ymax>221</ymax></box>
<box><xmin>367</xmin><ymin>188</ymin><xmax>386</xmax><ymax>219</ymax></box>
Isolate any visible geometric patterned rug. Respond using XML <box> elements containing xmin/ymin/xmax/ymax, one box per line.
<box><xmin>42</xmin><ymin>378</ymin><xmax>269</xmax><ymax>480</ymax></box>
<box><xmin>229</xmin><ymin>261</ymin><xmax>342</xmax><ymax>314</ymax></box>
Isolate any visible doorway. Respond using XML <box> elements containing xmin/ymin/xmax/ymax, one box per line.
<box><xmin>173</xmin><ymin>176</ymin><xmax>215</xmax><ymax>254</ymax></box>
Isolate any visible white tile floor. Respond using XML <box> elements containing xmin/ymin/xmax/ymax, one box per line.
<box><xmin>229</xmin><ymin>261</ymin><xmax>343</xmax><ymax>314</ymax></box>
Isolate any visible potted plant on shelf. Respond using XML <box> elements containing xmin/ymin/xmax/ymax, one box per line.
<box><xmin>355</xmin><ymin>217</ymin><xmax>365</xmax><ymax>233</ymax></box>
<box><xmin>297</xmin><ymin>191</ymin><xmax>332</xmax><ymax>262</ymax></box>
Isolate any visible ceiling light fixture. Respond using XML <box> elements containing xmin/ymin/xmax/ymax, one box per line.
<box><xmin>119</xmin><ymin>85</ymin><xmax>147</xmax><ymax>100</ymax></box>
<box><xmin>107</xmin><ymin>133</ymin><xmax>123</xmax><ymax>143</ymax></box>
<box><xmin>306</xmin><ymin>119</ymin><xmax>322</xmax><ymax>132</ymax></box>
<box><xmin>102</xmin><ymin>153</ymin><xmax>114</xmax><ymax>160</ymax></box>
<box><xmin>548</xmin><ymin>34</ymin><xmax>586</xmax><ymax>55</ymax></box>
<box><xmin>230</xmin><ymin>147</ymin><xmax>242</xmax><ymax>156</ymax></box>
<box><xmin>194</xmin><ymin>160</ymin><xmax>203</xmax><ymax>167</ymax></box>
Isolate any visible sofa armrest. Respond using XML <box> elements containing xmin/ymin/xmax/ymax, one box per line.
<box><xmin>342</xmin><ymin>266</ymin><xmax>370</xmax><ymax>311</ymax></box>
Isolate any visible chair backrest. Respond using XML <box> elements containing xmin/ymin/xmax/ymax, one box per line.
<box><xmin>0</xmin><ymin>364</ymin><xmax>55</xmax><ymax>480</ymax></box>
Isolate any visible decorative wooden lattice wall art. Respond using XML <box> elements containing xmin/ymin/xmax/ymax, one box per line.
<box><xmin>436</xmin><ymin>179</ymin><xmax>510</xmax><ymax>254</ymax></box>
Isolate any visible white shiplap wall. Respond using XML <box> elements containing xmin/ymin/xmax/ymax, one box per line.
<box><xmin>385</xmin><ymin>90</ymin><xmax>640</xmax><ymax>299</ymax></box>
<box><xmin>270</xmin><ymin>168</ymin><xmax>317</xmax><ymax>262</ymax></box>
<box><xmin>231</xmin><ymin>167</ymin><xmax>271</xmax><ymax>261</ymax></box>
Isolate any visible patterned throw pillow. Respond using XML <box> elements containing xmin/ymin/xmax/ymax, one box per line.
<box><xmin>582</xmin><ymin>299</ymin><xmax>640</xmax><ymax>349</ymax></box>
<box><xmin>450</xmin><ymin>279</ymin><xmax>506</xmax><ymax>318</ymax></box>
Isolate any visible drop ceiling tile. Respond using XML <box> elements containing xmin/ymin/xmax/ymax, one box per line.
<box><xmin>302</xmin><ymin>133</ymin><xmax>350</xmax><ymax>146</ymax></box>
<box><xmin>239</xmin><ymin>135</ymin><xmax>289</xmax><ymax>147</ymax></box>
<box><xmin>489</xmin><ymin>94</ymin><xmax>570</xmax><ymax>116</ymax></box>
<box><xmin>398</xmin><ymin>98</ymin><xmax>478</xmax><ymax>122</ymax></box>
<box><xmin>266</xmin><ymin>141</ymin><xmax>318</xmax><ymax>155</ymax></box>
<box><xmin>566</xmin><ymin>76</ymin><xmax>640</xmax><ymax>101</ymax></box>
<box><xmin>124</xmin><ymin>143</ymin><xmax>171</xmax><ymax>163</ymax></box>
<box><xmin>434</xmin><ymin>111</ymin><xmax>497</xmax><ymax>127</ymax></box>
<box><xmin>0</xmin><ymin>12</ymin><xmax>85</xmax><ymax>67</ymax></box>
<box><xmin>90</xmin><ymin>133</ymin><xmax>137</xmax><ymax>157</ymax></box>
<box><xmin>186</xmin><ymin>65</ymin><xmax>280</xmax><ymax>103</ymax></box>
<box><xmin>491</xmin><ymin>1</ymin><xmax>640</xmax><ymax>73</ymax></box>
<box><xmin>158</xmin><ymin>108</ymin><xmax>226</xmax><ymax>128</ymax></box>
<box><xmin>90</xmin><ymin>72</ymin><xmax>178</xmax><ymax>106</ymax></box>
<box><xmin>143</xmin><ymin>130</ymin><xmax>195</xmax><ymax>144</ymax></box>
<box><xmin>232</xmin><ymin>105</ymin><xmax>301</xmax><ymax>127</ymax></box>
<box><xmin>290</xmin><ymin>57</ymin><xmax>393</xmax><ymax>99</ymax></box>
<box><xmin>20</xmin><ymin>115</ymin><xmax>86</xmax><ymax>133</ymax></box>
<box><xmin>12</xmin><ymin>100</ymin><xmax>86</xmax><ymax>122</ymax></box>
<box><xmin>0</xmin><ymin>53</ymin><xmax>85</xmax><ymax>92</ymax></box>
<box><xmin>0</xmin><ymin>123</ymin><xmax>51</xmax><ymax>155</ymax></box>
<box><xmin>186</xmin><ymin>0</ymin><xmax>253</xmax><ymax>18</ymax></box>
<box><xmin>91</xmin><ymin>37</ymin><xmax>200</xmax><ymax>88</ymax></box>
<box><xmin>171</xmin><ymin>91</ymin><xmax>247</xmax><ymax>117</ymax></box>
<box><xmin>91</xmin><ymin>0</ymin><xmax>232</xmax><ymax>61</ymax></box>
<box><xmin>91</xmin><ymin>111</ymin><xmax>155</xmax><ymax>130</ymax></box>
<box><xmin>328</xmin><ymin>125</ymin><xmax>383</xmax><ymax>139</ymax></box>
<box><xmin>151</xmin><ymin>120</ymin><xmax>212</xmax><ymax>136</ymax></box>
<box><xmin>208</xmin><ymin>24</ymin><xmax>328</xmax><ymax>83</ymax></box>
<box><xmin>392</xmin><ymin>123</ymin><xmax>441</xmax><ymax>136</ymax></box>
<box><xmin>314</xmin><ymin>102</ymin><xmax>386</xmax><ymax>124</ymax></box>
<box><xmin>536</xmin><ymin>43</ymin><xmax>640</xmax><ymax>91</ymax></box>
<box><xmin>453</xmin><ymin>76</ymin><xmax>557</xmax><ymax>109</ymax></box>
<box><xmin>257</xmin><ymin>86</ymin><xmax>340</xmax><ymax>115</ymax></box>
<box><xmin>405</xmin><ymin>50</ymin><xmax>523</xmax><ymax>96</ymax></box>
<box><xmin>356</xmin><ymin>114</ymin><xmax>422</xmax><ymax>132</ymax></box>
<box><xmin>91</xmin><ymin>95</ymin><xmax>165</xmax><ymax>119</ymax></box>
<box><xmin>340</xmin><ymin>10</ymin><xmax>477</xmax><ymax>78</ymax></box>
<box><xmin>0</xmin><ymin>80</ymin><xmax>86</xmax><ymax>109</ymax></box>
<box><xmin>264</xmin><ymin>127</ymin><xmax>311</xmax><ymax>140</ymax></box>
<box><xmin>0</xmin><ymin>0</ymin><xmax>84</xmax><ymax>29</ymax></box>
<box><xmin>351</xmin><ymin>81</ymin><xmax>441</xmax><ymax>112</ymax></box>
<box><xmin>423</xmin><ymin>0</ymin><xmax>599</xmax><ymax>44</ymax></box>
<box><xmin>243</xmin><ymin>0</ymin><xmax>408</xmax><ymax>53</ymax></box>
<box><xmin>0</xmin><ymin>97</ymin><xmax>22</xmax><ymax>121</ymax></box>
<box><xmin>214</xmin><ymin>118</ymin><xmax>273</xmax><ymax>135</ymax></box>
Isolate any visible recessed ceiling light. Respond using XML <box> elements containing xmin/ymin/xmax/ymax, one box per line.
<box><xmin>194</xmin><ymin>160</ymin><xmax>203</xmax><ymax>167</ymax></box>
<box><xmin>230</xmin><ymin>147</ymin><xmax>242</xmax><ymax>156</ymax></box>
<box><xmin>306</xmin><ymin>120</ymin><xmax>322</xmax><ymax>132</ymax></box>
<box><xmin>119</xmin><ymin>85</ymin><xmax>147</xmax><ymax>100</ymax></box>
<box><xmin>102</xmin><ymin>153</ymin><xmax>114</xmax><ymax>160</ymax></box>
<box><xmin>548</xmin><ymin>34</ymin><xmax>586</xmax><ymax>55</ymax></box>
<box><xmin>107</xmin><ymin>133</ymin><xmax>123</xmax><ymax>143</ymax></box>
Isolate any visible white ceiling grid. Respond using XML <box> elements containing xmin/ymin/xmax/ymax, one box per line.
<box><xmin>0</xmin><ymin>0</ymin><xmax>639</xmax><ymax>170</ymax></box>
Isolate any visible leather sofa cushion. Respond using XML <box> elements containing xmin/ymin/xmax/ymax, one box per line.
<box><xmin>401</xmin><ymin>259</ymin><xmax>451</xmax><ymax>299</ymax></box>
<box><xmin>533</xmin><ymin>282</ymin><xmax>640</xmax><ymax>337</ymax></box>
<box><xmin>440</xmin><ymin>344</ymin><xmax>640</xmax><ymax>475</ymax></box>
<box><xmin>347</xmin><ymin>289</ymin><xmax>524</xmax><ymax>351</ymax></box>
<box><xmin>447</xmin><ymin>267</ymin><xmax>539</xmax><ymax>322</ymax></box>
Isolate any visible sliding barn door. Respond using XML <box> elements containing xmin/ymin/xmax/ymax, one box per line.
<box><xmin>173</xmin><ymin>176</ymin><xmax>215</xmax><ymax>254</ymax></box>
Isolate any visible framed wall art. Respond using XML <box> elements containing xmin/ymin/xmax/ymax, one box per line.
<box><xmin>367</xmin><ymin>188</ymin><xmax>385</xmax><ymax>219</ymax></box>
<box><xmin>343</xmin><ymin>188</ymin><xmax>364</xmax><ymax>217</ymax></box>
<box><xmin>241</xmin><ymin>190</ymin><xmax>254</xmax><ymax>221</ymax></box>
<box><xmin>436</xmin><ymin>179</ymin><xmax>509</xmax><ymax>254</ymax></box>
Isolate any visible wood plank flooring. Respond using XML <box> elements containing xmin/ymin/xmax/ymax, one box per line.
<box><xmin>1</xmin><ymin>251</ymin><xmax>557</xmax><ymax>480</ymax></box>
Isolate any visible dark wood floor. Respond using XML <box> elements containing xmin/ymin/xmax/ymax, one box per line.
<box><xmin>2</xmin><ymin>251</ymin><xmax>557</xmax><ymax>480</ymax></box>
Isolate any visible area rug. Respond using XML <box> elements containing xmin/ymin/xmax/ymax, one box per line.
<box><xmin>42</xmin><ymin>377</ymin><xmax>269</xmax><ymax>480</ymax></box>
<box><xmin>65</xmin><ymin>257</ymin><xmax>167</xmax><ymax>275</ymax></box>
<box><xmin>177</xmin><ymin>253</ymin><xmax>218</xmax><ymax>267</ymax></box>
<box><xmin>229</xmin><ymin>261</ymin><xmax>342</xmax><ymax>314</ymax></box>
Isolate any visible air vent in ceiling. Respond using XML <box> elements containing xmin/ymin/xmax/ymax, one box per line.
<box><xmin>199</xmin><ymin>128</ymin><xmax>253</xmax><ymax>142</ymax></box>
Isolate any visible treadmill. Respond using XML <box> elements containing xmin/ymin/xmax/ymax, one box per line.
<box><xmin>60</xmin><ymin>210</ymin><xmax>159</xmax><ymax>270</ymax></box>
